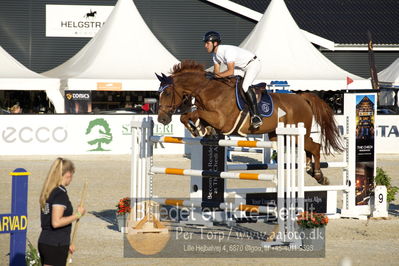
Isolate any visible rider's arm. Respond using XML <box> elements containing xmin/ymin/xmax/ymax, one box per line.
<box><xmin>213</xmin><ymin>63</ymin><xmax>221</xmax><ymax>75</ymax></box>
<box><xmin>214</xmin><ymin>62</ymin><xmax>235</xmax><ymax>77</ymax></box>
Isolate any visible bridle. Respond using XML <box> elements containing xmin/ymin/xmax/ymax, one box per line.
<box><xmin>159</xmin><ymin>84</ymin><xmax>182</xmax><ymax>114</ymax></box>
<box><xmin>158</xmin><ymin>75</ymin><xmax>192</xmax><ymax>115</ymax></box>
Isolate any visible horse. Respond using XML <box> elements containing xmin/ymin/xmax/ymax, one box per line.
<box><xmin>156</xmin><ymin>60</ymin><xmax>343</xmax><ymax>185</ymax></box>
<box><xmin>84</xmin><ymin>10</ymin><xmax>97</xmax><ymax>18</ymax></box>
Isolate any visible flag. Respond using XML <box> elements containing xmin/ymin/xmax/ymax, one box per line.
<box><xmin>346</xmin><ymin>76</ymin><xmax>354</xmax><ymax>85</ymax></box>
<box><xmin>141</xmin><ymin>103</ymin><xmax>150</xmax><ymax>112</ymax></box>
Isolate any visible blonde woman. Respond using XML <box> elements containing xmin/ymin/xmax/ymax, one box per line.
<box><xmin>38</xmin><ymin>158</ymin><xmax>86</xmax><ymax>266</ymax></box>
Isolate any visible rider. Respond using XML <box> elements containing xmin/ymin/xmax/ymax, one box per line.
<box><xmin>203</xmin><ymin>31</ymin><xmax>263</xmax><ymax>128</ymax></box>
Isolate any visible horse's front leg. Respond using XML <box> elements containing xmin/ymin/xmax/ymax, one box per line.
<box><xmin>180</xmin><ymin>111</ymin><xmax>209</xmax><ymax>137</ymax></box>
<box><xmin>180</xmin><ymin>112</ymin><xmax>199</xmax><ymax>137</ymax></box>
<box><xmin>195</xmin><ymin>110</ymin><xmax>224</xmax><ymax>135</ymax></box>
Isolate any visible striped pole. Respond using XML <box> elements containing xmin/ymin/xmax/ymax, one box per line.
<box><xmin>227</xmin><ymin>163</ymin><xmax>278</xmax><ymax>171</ymax></box>
<box><xmin>150</xmin><ymin>136</ymin><xmax>273</xmax><ymax>148</ymax></box>
<box><xmin>227</xmin><ymin>161</ymin><xmax>346</xmax><ymax>171</ymax></box>
<box><xmin>150</xmin><ymin>167</ymin><xmax>276</xmax><ymax>182</ymax></box>
<box><xmin>227</xmin><ymin>147</ymin><xmax>264</xmax><ymax>153</ymax></box>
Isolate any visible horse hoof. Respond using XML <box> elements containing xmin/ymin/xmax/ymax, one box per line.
<box><xmin>317</xmin><ymin>177</ymin><xmax>330</xmax><ymax>185</ymax></box>
<box><xmin>306</xmin><ymin>167</ymin><xmax>314</xmax><ymax>177</ymax></box>
<box><xmin>314</xmin><ymin>170</ymin><xmax>329</xmax><ymax>185</ymax></box>
<box><xmin>306</xmin><ymin>162</ymin><xmax>314</xmax><ymax>176</ymax></box>
<box><xmin>190</xmin><ymin>130</ymin><xmax>199</xmax><ymax>137</ymax></box>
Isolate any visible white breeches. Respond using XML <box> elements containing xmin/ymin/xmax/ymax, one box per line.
<box><xmin>242</xmin><ymin>59</ymin><xmax>261</xmax><ymax>92</ymax></box>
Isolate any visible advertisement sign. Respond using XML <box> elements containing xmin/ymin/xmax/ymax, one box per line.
<box><xmin>65</xmin><ymin>90</ymin><xmax>92</xmax><ymax>113</ymax></box>
<box><xmin>334</xmin><ymin>115</ymin><xmax>398</xmax><ymax>154</ymax></box>
<box><xmin>46</xmin><ymin>5</ymin><xmax>114</xmax><ymax>37</ymax></box>
<box><xmin>97</xmin><ymin>82</ymin><xmax>122</xmax><ymax>90</ymax></box>
<box><xmin>246</xmin><ymin>191</ymin><xmax>328</xmax><ymax>213</ymax></box>
<box><xmin>201</xmin><ymin>136</ymin><xmax>225</xmax><ymax>204</ymax></box>
<box><xmin>0</xmin><ymin>115</ymin><xmax>185</xmax><ymax>155</ymax></box>
<box><xmin>354</xmin><ymin>95</ymin><xmax>376</xmax><ymax>205</ymax></box>
<box><xmin>0</xmin><ymin>114</ymin><xmax>398</xmax><ymax>155</ymax></box>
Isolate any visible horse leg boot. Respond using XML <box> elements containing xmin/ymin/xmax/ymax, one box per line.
<box><xmin>245</xmin><ymin>87</ymin><xmax>263</xmax><ymax>128</ymax></box>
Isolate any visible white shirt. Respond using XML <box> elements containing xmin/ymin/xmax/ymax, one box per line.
<box><xmin>212</xmin><ymin>45</ymin><xmax>255</xmax><ymax>70</ymax></box>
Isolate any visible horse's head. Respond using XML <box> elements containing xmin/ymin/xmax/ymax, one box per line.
<box><xmin>155</xmin><ymin>72</ymin><xmax>184</xmax><ymax>125</ymax></box>
<box><xmin>156</xmin><ymin>61</ymin><xmax>209</xmax><ymax>125</ymax></box>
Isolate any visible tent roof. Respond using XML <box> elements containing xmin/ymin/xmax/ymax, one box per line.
<box><xmin>0</xmin><ymin>45</ymin><xmax>64</xmax><ymax>113</ymax></box>
<box><xmin>240</xmin><ymin>0</ymin><xmax>371</xmax><ymax>91</ymax></box>
<box><xmin>43</xmin><ymin>0</ymin><xmax>179</xmax><ymax>91</ymax></box>
<box><xmin>0</xmin><ymin>46</ymin><xmax>59</xmax><ymax>90</ymax></box>
<box><xmin>378</xmin><ymin>58</ymin><xmax>399</xmax><ymax>86</ymax></box>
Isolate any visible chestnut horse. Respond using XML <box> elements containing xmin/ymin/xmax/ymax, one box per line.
<box><xmin>156</xmin><ymin>61</ymin><xmax>343</xmax><ymax>185</ymax></box>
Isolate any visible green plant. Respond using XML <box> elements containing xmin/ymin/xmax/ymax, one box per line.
<box><xmin>375</xmin><ymin>167</ymin><xmax>399</xmax><ymax>203</ymax></box>
<box><xmin>297</xmin><ymin>212</ymin><xmax>328</xmax><ymax>228</ymax></box>
<box><xmin>271</xmin><ymin>150</ymin><xmax>278</xmax><ymax>163</ymax></box>
<box><xmin>26</xmin><ymin>239</ymin><xmax>41</xmax><ymax>266</ymax></box>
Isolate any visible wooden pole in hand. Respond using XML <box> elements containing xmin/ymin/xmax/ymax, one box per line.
<box><xmin>67</xmin><ymin>180</ymin><xmax>88</xmax><ymax>265</ymax></box>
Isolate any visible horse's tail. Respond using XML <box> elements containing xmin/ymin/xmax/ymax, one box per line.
<box><xmin>300</xmin><ymin>93</ymin><xmax>344</xmax><ymax>154</ymax></box>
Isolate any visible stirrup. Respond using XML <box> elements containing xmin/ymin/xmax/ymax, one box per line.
<box><xmin>251</xmin><ymin>115</ymin><xmax>263</xmax><ymax>128</ymax></box>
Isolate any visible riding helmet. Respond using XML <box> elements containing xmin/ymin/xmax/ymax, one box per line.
<box><xmin>203</xmin><ymin>31</ymin><xmax>221</xmax><ymax>43</ymax></box>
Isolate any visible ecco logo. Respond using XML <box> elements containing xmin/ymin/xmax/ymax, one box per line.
<box><xmin>2</xmin><ymin>127</ymin><xmax>68</xmax><ymax>143</ymax></box>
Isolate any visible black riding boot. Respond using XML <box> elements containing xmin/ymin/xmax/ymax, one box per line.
<box><xmin>245</xmin><ymin>88</ymin><xmax>263</xmax><ymax>128</ymax></box>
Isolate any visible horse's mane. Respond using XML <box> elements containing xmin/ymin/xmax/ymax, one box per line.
<box><xmin>171</xmin><ymin>60</ymin><xmax>205</xmax><ymax>75</ymax></box>
<box><xmin>170</xmin><ymin>60</ymin><xmax>235</xmax><ymax>88</ymax></box>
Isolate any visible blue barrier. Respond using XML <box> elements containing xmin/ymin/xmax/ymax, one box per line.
<box><xmin>0</xmin><ymin>168</ymin><xmax>29</xmax><ymax>266</ymax></box>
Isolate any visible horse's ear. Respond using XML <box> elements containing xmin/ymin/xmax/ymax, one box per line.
<box><xmin>155</xmin><ymin>73</ymin><xmax>163</xmax><ymax>82</ymax></box>
<box><xmin>161</xmin><ymin>73</ymin><xmax>173</xmax><ymax>84</ymax></box>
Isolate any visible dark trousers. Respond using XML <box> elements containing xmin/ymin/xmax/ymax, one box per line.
<box><xmin>38</xmin><ymin>242</ymin><xmax>69</xmax><ymax>266</ymax></box>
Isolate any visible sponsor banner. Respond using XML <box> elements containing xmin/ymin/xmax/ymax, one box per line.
<box><xmin>0</xmin><ymin>115</ymin><xmax>398</xmax><ymax>155</ymax></box>
<box><xmin>0</xmin><ymin>115</ymin><xmax>184</xmax><ymax>155</ymax></box>
<box><xmin>46</xmin><ymin>5</ymin><xmax>114</xmax><ymax>37</ymax></box>
<box><xmin>65</xmin><ymin>90</ymin><xmax>92</xmax><ymax>114</ymax></box>
<box><xmin>354</xmin><ymin>95</ymin><xmax>375</xmax><ymax>205</ymax></box>
<box><xmin>202</xmin><ymin>136</ymin><xmax>225</xmax><ymax>204</ymax></box>
<box><xmin>246</xmin><ymin>191</ymin><xmax>328</xmax><ymax>213</ymax></box>
<box><xmin>97</xmin><ymin>82</ymin><xmax>122</xmax><ymax>90</ymax></box>
<box><xmin>335</xmin><ymin>115</ymin><xmax>399</xmax><ymax>154</ymax></box>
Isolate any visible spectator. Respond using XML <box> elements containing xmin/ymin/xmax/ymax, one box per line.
<box><xmin>10</xmin><ymin>103</ymin><xmax>22</xmax><ymax>114</ymax></box>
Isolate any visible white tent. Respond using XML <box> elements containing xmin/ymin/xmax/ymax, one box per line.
<box><xmin>378</xmin><ymin>58</ymin><xmax>399</xmax><ymax>106</ymax></box>
<box><xmin>378</xmin><ymin>58</ymin><xmax>399</xmax><ymax>87</ymax></box>
<box><xmin>240</xmin><ymin>0</ymin><xmax>371</xmax><ymax>91</ymax></box>
<box><xmin>43</xmin><ymin>0</ymin><xmax>179</xmax><ymax>91</ymax></box>
<box><xmin>0</xmin><ymin>46</ymin><xmax>63</xmax><ymax>112</ymax></box>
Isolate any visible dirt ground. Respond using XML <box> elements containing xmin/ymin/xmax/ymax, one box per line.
<box><xmin>1</xmin><ymin>153</ymin><xmax>399</xmax><ymax>265</ymax></box>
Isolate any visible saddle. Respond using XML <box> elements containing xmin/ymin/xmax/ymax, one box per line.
<box><xmin>205</xmin><ymin>73</ymin><xmax>274</xmax><ymax>117</ymax></box>
<box><xmin>234</xmin><ymin>77</ymin><xmax>274</xmax><ymax>117</ymax></box>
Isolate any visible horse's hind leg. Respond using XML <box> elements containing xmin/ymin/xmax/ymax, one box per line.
<box><xmin>305</xmin><ymin>151</ymin><xmax>314</xmax><ymax>176</ymax></box>
<box><xmin>304</xmin><ymin>137</ymin><xmax>330</xmax><ymax>185</ymax></box>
